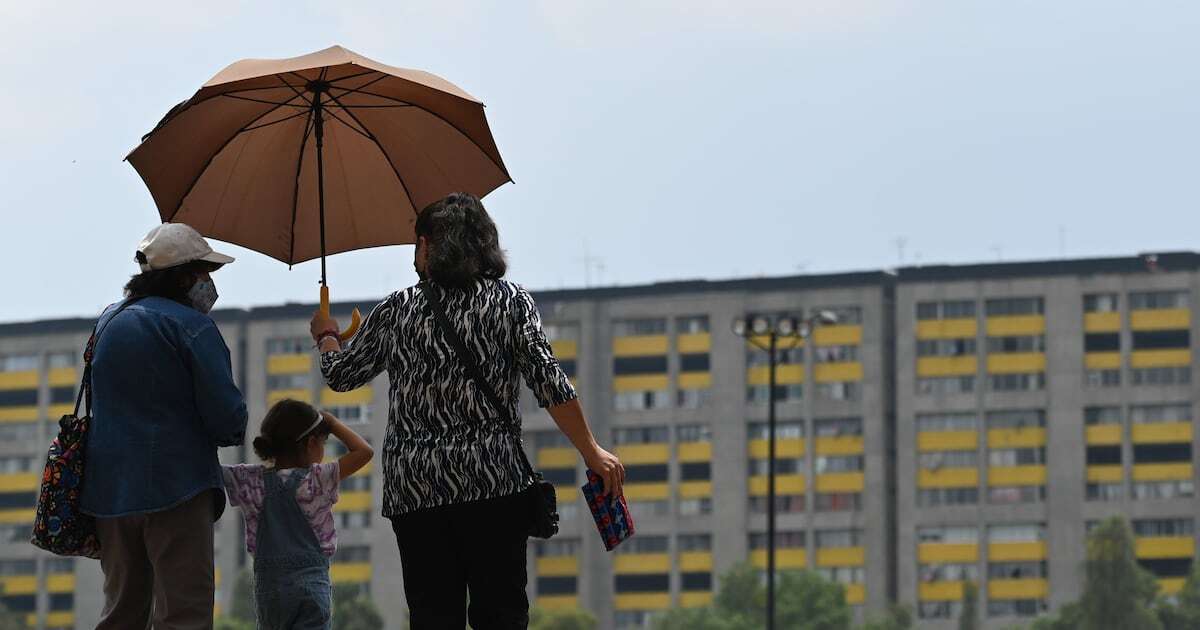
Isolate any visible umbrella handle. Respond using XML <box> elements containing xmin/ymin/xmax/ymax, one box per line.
<box><xmin>319</xmin><ymin>286</ymin><xmax>363</xmax><ymax>343</ymax></box>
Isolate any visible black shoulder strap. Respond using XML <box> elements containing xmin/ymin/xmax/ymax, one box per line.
<box><xmin>75</xmin><ymin>297</ymin><xmax>145</xmax><ymax>417</ymax></box>
<box><xmin>419</xmin><ymin>282</ymin><xmax>537</xmax><ymax>480</ymax></box>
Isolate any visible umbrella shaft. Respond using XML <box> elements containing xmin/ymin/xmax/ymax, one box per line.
<box><xmin>313</xmin><ymin>94</ymin><xmax>327</xmax><ymax>287</ymax></box>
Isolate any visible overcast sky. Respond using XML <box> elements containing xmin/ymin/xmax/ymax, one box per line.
<box><xmin>3</xmin><ymin>2</ymin><xmax>1198</xmax><ymax>323</ymax></box>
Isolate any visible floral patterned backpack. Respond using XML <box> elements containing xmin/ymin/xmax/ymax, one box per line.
<box><xmin>31</xmin><ymin>298</ymin><xmax>140</xmax><ymax>558</ymax></box>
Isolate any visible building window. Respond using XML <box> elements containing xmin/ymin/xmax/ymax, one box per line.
<box><xmin>339</xmin><ymin>476</ymin><xmax>371</xmax><ymax>492</ymax></box>
<box><xmin>917</xmin><ymin>338</ymin><xmax>977</xmax><ymax>357</ymax></box>
<box><xmin>919</xmin><ymin>602</ymin><xmax>963</xmax><ymax>620</ymax></box>
<box><xmin>816</xmin><ymin>382</ymin><xmax>859</xmax><ymax>401</ymax></box>
<box><xmin>324</xmin><ymin>404</ymin><xmax>370</xmax><ymax>425</ymax></box>
<box><xmin>815</xmin><ymin>492</ymin><xmax>861</xmax><ymax>512</ymax></box>
<box><xmin>917</xmin><ymin>412</ymin><xmax>978</xmax><ymax>432</ymax></box>
<box><xmin>987</xmin><ymin>599</ymin><xmax>1047</xmax><ymax>618</ymax></box>
<box><xmin>749</xmin><ymin>495</ymin><xmax>806</xmax><ymax>513</ymax></box>
<box><xmin>748</xmin><ymin>421</ymin><xmax>805</xmax><ymax>440</ymax></box>
<box><xmin>748</xmin><ymin>458</ymin><xmax>805</xmax><ymax>476</ymax></box>
<box><xmin>919</xmin><ymin>450</ymin><xmax>978</xmax><ymax>469</ymax></box>
<box><xmin>676</xmin><ymin>316</ymin><xmax>710</xmax><ymax>334</ymax></box>
<box><xmin>332</xmin><ymin>545</ymin><xmax>371</xmax><ymax>563</ymax></box>
<box><xmin>1132</xmin><ymin>367</ymin><xmax>1191</xmax><ymax>386</ymax></box>
<box><xmin>626</xmin><ymin>500</ymin><xmax>670</xmax><ymax>517</ymax></box>
<box><xmin>1130</xmin><ymin>291</ymin><xmax>1189</xmax><ymax>310</ymax></box>
<box><xmin>614</xmin><ymin>390</ymin><xmax>670</xmax><ymax>411</ymax></box>
<box><xmin>917</xmin><ymin>376</ymin><xmax>974</xmax><ymax>395</ymax></box>
<box><xmin>989</xmin><ymin>373</ymin><xmax>1045</xmax><ymax>391</ymax></box>
<box><xmin>0</xmin><ymin>457</ymin><xmax>34</xmax><ymax>474</ymax></box>
<box><xmin>613</xmin><ymin>319</ymin><xmax>667</xmax><ymax>336</ymax></box>
<box><xmin>613</xmin><ymin>426</ymin><xmax>669</xmax><ymax>445</ymax></box>
<box><xmin>1085</xmin><ymin>369</ymin><xmax>1121</xmax><ymax>388</ymax></box>
<box><xmin>815</xmin><ymin>417</ymin><xmax>862</xmax><ymax>437</ymax></box>
<box><xmin>749</xmin><ymin>530</ymin><xmax>806</xmax><ymax>550</ymax></box>
<box><xmin>678</xmin><ymin>498</ymin><xmax>713</xmax><ymax>516</ymax></box>
<box><xmin>816</xmin><ymin>345</ymin><xmax>859</xmax><ymax>362</ymax></box>
<box><xmin>988</xmin><ymin>448</ymin><xmax>1046</xmax><ymax>467</ymax></box>
<box><xmin>987</xmin><ymin>409</ymin><xmax>1045</xmax><ymax>429</ymax></box>
<box><xmin>1084</xmin><ymin>293</ymin><xmax>1119</xmax><ymax>313</ymax></box>
<box><xmin>266</xmin><ymin>338</ymin><xmax>309</xmax><ymax>355</ymax></box>
<box><xmin>614</xmin><ymin>611</ymin><xmax>654</xmax><ymax>629</ymax></box>
<box><xmin>46</xmin><ymin>352</ymin><xmax>76</xmax><ymax>369</ymax></box>
<box><xmin>0</xmin><ymin>424</ymin><xmax>37</xmax><ymax>442</ymax></box>
<box><xmin>675</xmin><ymin>424</ymin><xmax>711</xmax><ymax>443</ymax></box>
<box><xmin>678</xmin><ymin>533</ymin><xmax>712</xmax><ymax>551</ymax></box>
<box><xmin>677</xmin><ymin>388</ymin><xmax>711</xmax><ymax>409</ymax></box>
<box><xmin>267</xmin><ymin>373</ymin><xmax>310</xmax><ymax>390</ymax></box>
<box><xmin>816</xmin><ymin>455</ymin><xmax>863</xmax><ymax>474</ymax></box>
<box><xmin>0</xmin><ymin>355</ymin><xmax>38</xmax><ymax>372</ymax></box>
<box><xmin>986</xmin><ymin>335</ymin><xmax>1046</xmax><ymax>353</ymax></box>
<box><xmin>985</xmin><ymin>298</ymin><xmax>1044</xmax><ymax>317</ymax></box>
<box><xmin>1087</xmin><ymin>483</ymin><xmax>1123</xmax><ymax>501</ymax></box>
<box><xmin>747</xmin><ymin>346</ymin><xmax>803</xmax><ymax>367</ymax></box>
<box><xmin>747</xmin><ymin>385</ymin><xmax>802</xmax><ymax>404</ymax></box>
<box><xmin>988</xmin><ymin>486</ymin><xmax>1046</xmax><ymax>504</ymax></box>
<box><xmin>535</xmin><ymin>537</ymin><xmax>582</xmax><ymax>557</ymax></box>
<box><xmin>917</xmin><ymin>488</ymin><xmax>979</xmax><ymax>507</ymax></box>
<box><xmin>819</xmin><ymin>306</ymin><xmax>863</xmax><ymax>325</ymax></box>
<box><xmin>917</xmin><ymin>300</ymin><xmax>977</xmax><ymax>320</ymax></box>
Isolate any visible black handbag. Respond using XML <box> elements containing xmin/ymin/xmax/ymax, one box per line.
<box><xmin>419</xmin><ymin>282</ymin><xmax>559</xmax><ymax>539</ymax></box>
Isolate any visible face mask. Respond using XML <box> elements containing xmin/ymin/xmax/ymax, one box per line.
<box><xmin>188</xmin><ymin>280</ymin><xmax>219</xmax><ymax>314</ymax></box>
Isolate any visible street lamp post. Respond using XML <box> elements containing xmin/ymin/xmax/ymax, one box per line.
<box><xmin>733</xmin><ymin>311</ymin><xmax>837</xmax><ymax>630</ymax></box>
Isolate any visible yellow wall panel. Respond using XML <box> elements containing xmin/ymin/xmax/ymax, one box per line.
<box><xmin>557</xmin><ymin>487</ymin><xmax>579</xmax><ymax>503</ymax></box>
<box><xmin>748</xmin><ymin>438</ymin><xmax>805</xmax><ymax>458</ymax></box>
<box><xmin>333</xmin><ymin>491</ymin><xmax>371</xmax><ymax>512</ymax></box>
<box><xmin>0</xmin><ymin>509</ymin><xmax>34</xmax><ymax>524</ymax></box>
<box><xmin>613</xmin><ymin>335</ymin><xmax>669</xmax><ymax>357</ymax></box>
<box><xmin>816</xmin><ymin>547</ymin><xmax>865</xmax><ymax>567</ymax></box>
<box><xmin>813</xmin><ymin>325</ymin><xmax>863</xmax><ymax>346</ymax></box>
<box><xmin>537</xmin><ymin>556</ymin><xmax>579</xmax><ymax>576</ymax></box>
<box><xmin>45</xmin><ymin>613</ymin><xmax>74</xmax><ymax>628</ymax></box>
<box><xmin>330</xmin><ymin>562</ymin><xmax>372</xmax><ymax>583</ymax></box>
<box><xmin>268</xmin><ymin>388</ymin><xmax>310</xmax><ymax>405</ymax></box>
<box><xmin>680</xmin><ymin>552</ymin><xmax>713</xmax><ymax>572</ymax></box>
<box><xmin>537</xmin><ymin>448</ymin><xmax>577</xmax><ymax>468</ymax></box>
<box><xmin>988</xmin><ymin>465</ymin><xmax>1047</xmax><ymax>486</ymax></box>
<box><xmin>614</xmin><ymin>554</ymin><xmax>671</xmax><ymax>573</ymax></box>
<box><xmin>678</xmin><ymin>372</ymin><xmax>712</xmax><ymax>390</ymax></box>
<box><xmin>989</xmin><ymin>578</ymin><xmax>1048</xmax><ymax>599</ymax></box>
<box><xmin>267</xmin><ymin>354</ymin><xmax>311</xmax><ymax>375</ymax></box>
<box><xmin>986</xmin><ymin>315</ymin><xmax>1046</xmax><ymax>336</ymax></box>
<box><xmin>0</xmin><ymin>372</ymin><xmax>37</xmax><ymax>390</ymax></box>
<box><xmin>45</xmin><ymin>574</ymin><xmax>75</xmax><ymax>593</ymax></box>
<box><xmin>1160</xmin><ymin>578</ymin><xmax>1186</xmax><ymax>595</ymax></box>
<box><xmin>0</xmin><ymin>474</ymin><xmax>39</xmax><ymax>492</ymax></box>
<box><xmin>0</xmin><ymin>407</ymin><xmax>37</xmax><ymax>423</ymax></box>
<box><xmin>1084</xmin><ymin>352</ymin><xmax>1121</xmax><ymax>370</ymax></box>
<box><xmin>917</xmin><ymin>431</ymin><xmax>978</xmax><ymax>452</ymax></box>
<box><xmin>615</xmin><ymin>444</ymin><xmax>670</xmax><ymax>464</ymax></box>
<box><xmin>1136</xmin><ymin>537</ymin><xmax>1195</xmax><ymax>559</ymax></box>
<box><xmin>1131</xmin><ymin>308</ymin><xmax>1190</xmax><ymax>331</ymax></box>
<box><xmin>918</xmin><ymin>468</ymin><xmax>979</xmax><ymax>489</ymax></box>
<box><xmin>680</xmin><ymin>592</ymin><xmax>714</xmax><ymax>608</ymax></box>
<box><xmin>550</xmin><ymin>340</ymin><xmax>578</xmax><ymax>359</ymax></box>
<box><xmin>749</xmin><ymin>474</ymin><xmax>805</xmax><ymax>495</ymax></box>
<box><xmin>1130</xmin><ymin>349</ymin><xmax>1191</xmax><ymax>368</ymax></box>
<box><xmin>1086</xmin><ymin>425</ymin><xmax>1122</xmax><ymax>445</ymax></box>
<box><xmin>917</xmin><ymin>318</ymin><xmax>977</xmax><ymax>340</ymax></box>
<box><xmin>1086</xmin><ymin>465</ymin><xmax>1123</xmax><ymax>483</ymax></box>
<box><xmin>679</xmin><ymin>481</ymin><xmax>712</xmax><ymax>499</ymax></box>
<box><xmin>918</xmin><ymin>543</ymin><xmax>978</xmax><ymax>564</ymax></box>
<box><xmin>917</xmin><ymin>356</ymin><xmax>977</xmax><ymax>377</ymax></box>
<box><xmin>613</xmin><ymin>374</ymin><xmax>669</xmax><ymax>392</ymax></box>
<box><xmin>1132</xmin><ymin>463</ymin><xmax>1193</xmax><ymax>482</ymax></box>
<box><xmin>845</xmin><ymin>583</ymin><xmax>866</xmax><ymax>605</ymax></box>
<box><xmin>747</xmin><ymin>364</ymin><xmax>804</xmax><ymax>386</ymax></box>
<box><xmin>1131</xmin><ymin>422</ymin><xmax>1193</xmax><ymax>444</ymax></box>
<box><xmin>321</xmin><ymin>386</ymin><xmax>373</xmax><ymax>406</ymax></box>
<box><xmin>751</xmin><ymin>548</ymin><xmax>806</xmax><ymax>569</ymax></box>
<box><xmin>0</xmin><ymin>576</ymin><xmax>35</xmax><ymax>595</ymax></box>
<box><xmin>815</xmin><ymin>436</ymin><xmax>864</xmax><ymax>456</ymax></box>
<box><xmin>46</xmin><ymin>367</ymin><xmax>76</xmax><ymax>387</ymax></box>
<box><xmin>678</xmin><ymin>442</ymin><xmax>712</xmax><ymax>462</ymax></box>
<box><xmin>987</xmin><ymin>427</ymin><xmax>1047</xmax><ymax>448</ymax></box>
<box><xmin>988</xmin><ymin>542</ymin><xmax>1047</xmax><ymax>562</ymax></box>
<box><xmin>1084</xmin><ymin>312</ymin><xmax>1121</xmax><ymax>332</ymax></box>
<box><xmin>748</xmin><ymin>335</ymin><xmax>804</xmax><ymax>349</ymax></box>
<box><xmin>814</xmin><ymin>362</ymin><xmax>863</xmax><ymax>383</ymax></box>
<box><xmin>537</xmin><ymin>595</ymin><xmax>579</xmax><ymax>610</ymax></box>
<box><xmin>677</xmin><ymin>333</ymin><xmax>712</xmax><ymax>353</ymax></box>
<box><xmin>47</xmin><ymin>404</ymin><xmax>73</xmax><ymax>419</ymax></box>
<box><xmin>986</xmin><ymin>353</ymin><xmax>1046</xmax><ymax>374</ymax></box>
<box><xmin>623</xmin><ymin>483</ymin><xmax>669</xmax><ymax>500</ymax></box>
<box><xmin>919</xmin><ymin>581</ymin><xmax>964</xmax><ymax>602</ymax></box>
<box><xmin>815</xmin><ymin>472</ymin><xmax>864</xmax><ymax>493</ymax></box>
<box><xmin>614</xmin><ymin>593</ymin><xmax>670</xmax><ymax>610</ymax></box>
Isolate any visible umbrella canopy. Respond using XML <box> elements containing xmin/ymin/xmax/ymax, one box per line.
<box><xmin>127</xmin><ymin>45</ymin><xmax>511</xmax><ymax>266</ymax></box>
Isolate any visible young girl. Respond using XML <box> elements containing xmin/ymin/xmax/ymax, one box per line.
<box><xmin>222</xmin><ymin>398</ymin><xmax>373</xmax><ymax>629</ymax></box>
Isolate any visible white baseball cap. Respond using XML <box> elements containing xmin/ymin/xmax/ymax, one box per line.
<box><xmin>136</xmin><ymin>223</ymin><xmax>235</xmax><ymax>272</ymax></box>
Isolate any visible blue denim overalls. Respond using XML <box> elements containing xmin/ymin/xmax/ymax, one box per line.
<box><xmin>253</xmin><ymin>468</ymin><xmax>333</xmax><ymax>629</ymax></box>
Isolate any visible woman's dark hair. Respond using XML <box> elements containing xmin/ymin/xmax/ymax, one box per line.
<box><xmin>252</xmin><ymin>399</ymin><xmax>332</xmax><ymax>462</ymax></box>
<box><xmin>414</xmin><ymin>192</ymin><xmax>507</xmax><ymax>289</ymax></box>
<box><xmin>123</xmin><ymin>260</ymin><xmax>214</xmax><ymax>304</ymax></box>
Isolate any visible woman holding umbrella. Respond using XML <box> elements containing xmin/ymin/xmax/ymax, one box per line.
<box><xmin>310</xmin><ymin>193</ymin><xmax>624</xmax><ymax>629</ymax></box>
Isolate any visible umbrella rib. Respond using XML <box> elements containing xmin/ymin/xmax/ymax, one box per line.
<box><xmin>324</xmin><ymin>90</ymin><xmax>420</xmax><ymax>216</ymax></box>
<box><xmin>329</xmin><ymin>73</ymin><xmax>389</xmax><ymax>95</ymax></box>
<box><xmin>219</xmin><ymin>93</ymin><xmax>310</xmax><ymax>108</ymax></box>
<box><xmin>241</xmin><ymin>108</ymin><xmax>314</xmax><ymax>132</ymax></box>
<box><xmin>166</xmin><ymin>92</ymin><xmax>307</xmax><ymax>222</ymax></box>
<box><xmin>328</xmin><ymin>85</ymin><xmax>510</xmax><ymax>181</ymax></box>
<box><xmin>326</xmin><ymin>69</ymin><xmax>379</xmax><ymax>86</ymax></box>
<box><xmin>322</xmin><ymin>109</ymin><xmax>375</xmax><ymax>142</ymax></box>
<box><xmin>288</xmin><ymin>108</ymin><xmax>317</xmax><ymax>265</ymax></box>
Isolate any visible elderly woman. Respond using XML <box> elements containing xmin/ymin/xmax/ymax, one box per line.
<box><xmin>310</xmin><ymin>192</ymin><xmax>623</xmax><ymax>629</ymax></box>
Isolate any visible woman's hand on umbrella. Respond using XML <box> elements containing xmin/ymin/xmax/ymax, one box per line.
<box><xmin>584</xmin><ymin>446</ymin><xmax>625</xmax><ymax>497</ymax></box>
<box><xmin>310</xmin><ymin>311</ymin><xmax>340</xmax><ymax>341</ymax></box>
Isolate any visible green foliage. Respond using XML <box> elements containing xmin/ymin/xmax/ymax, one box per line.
<box><xmin>652</xmin><ymin>563</ymin><xmax>851</xmax><ymax>630</ymax></box>
<box><xmin>528</xmin><ymin>606</ymin><xmax>598</xmax><ymax>630</ymax></box>
<box><xmin>958</xmin><ymin>581</ymin><xmax>979</xmax><ymax>630</ymax></box>
<box><xmin>332</xmin><ymin>583</ymin><xmax>385</xmax><ymax>630</ymax></box>
<box><xmin>213</xmin><ymin>617</ymin><xmax>255</xmax><ymax>630</ymax></box>
<box><xmin>858</xmin><ymin>604</ymin><xmax>913</xmax><ymax>630</ymax></box>
<box><xmin>1154</xmin><ymin>560</ymin><xmax>1200</xmax><ymax>629</ymax></box>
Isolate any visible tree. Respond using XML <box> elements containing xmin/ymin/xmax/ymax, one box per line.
<box><xmin>958</xmin><ymin>581</ymin><xmax>979</xmax><ymax>630</ymax></box>
<box><xmin>0</xmin><ymin>605</ymin><xmax>23</xmax><ymax>630</ymax></box>
<box><xmin>213</xmin><ymin>617</ymin><xmax>254</xmax><ymax>630</ymax></box>
<box><xmin>230</xmin><ymin>569</ymin><xmax>255</xmax><ymax>625</ymax></box>
<box><xmin>775</xmin><ymin>570</ymin><xmax>851</xmax><ymax>630</ymax></box>
<box><xmin>1155</xmin><ymin>560</ymin><xmax>1200</xmax><ymax>629</ymax></box>
<box><xmin>529</xmin><ymin>606</ymin><xmax>598</xmax><ymax>630</ymax></box>
<box><xmin>653</xmin><ymin>607</ymin><xmax>741</xmax><ymax>630</ymax></box>
<box><xmin>1078</xmin><ymin>517</ymin><xmax>1161</xmax><ymax>630</ymax></box>
<box><xmin>858</xmin><ymin>603</ymin><xmax>913</xmax><ymax>630</ymax></box>
<box><xmin>332</xmin><ymin>583</ymin><xmax>385</xmax><ymax>630</ymax></box>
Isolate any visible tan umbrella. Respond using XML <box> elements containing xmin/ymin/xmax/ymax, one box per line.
<box><xmin>127</xmin><ymin>45</ymin><xmax>511</xmax><ymax>339</ymax></box>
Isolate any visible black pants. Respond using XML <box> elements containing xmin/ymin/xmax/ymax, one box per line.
<box><xmin>391</xmin><ymin>491</ymin><xmax>530</xmax><ymax>629</ymax></box>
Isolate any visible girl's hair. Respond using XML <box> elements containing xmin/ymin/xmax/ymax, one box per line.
<box><xmin>123</xmin><ymin>260</ymin><xmax>214</xmax><ymax>304</ymax></box>
<box><xmin>414</xmin><ymin>192</ymin><xmax>507</xmax><ymax>289</ymax></box>
<box><xmin>252</xmin><ymin>399</ymin><xmax>332</xmax><ymax>462</ymax></box>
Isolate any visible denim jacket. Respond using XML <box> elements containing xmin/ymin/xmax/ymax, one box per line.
<box><xmin>81</xmin><ymin>296</ymin><xmax>247</xmax><ymax>519</ymax></box>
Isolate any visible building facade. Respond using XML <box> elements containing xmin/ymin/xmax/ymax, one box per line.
<box><xmin>0</xmin><ymin>253</ymin><xmax>1195</xmax><ymax>629</ymax></box>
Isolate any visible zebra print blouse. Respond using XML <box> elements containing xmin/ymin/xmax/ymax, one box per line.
<box><xmin>320</xmin><ymin>279</ymin><xmax>577</xmax><ymax>517</ymax></box>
